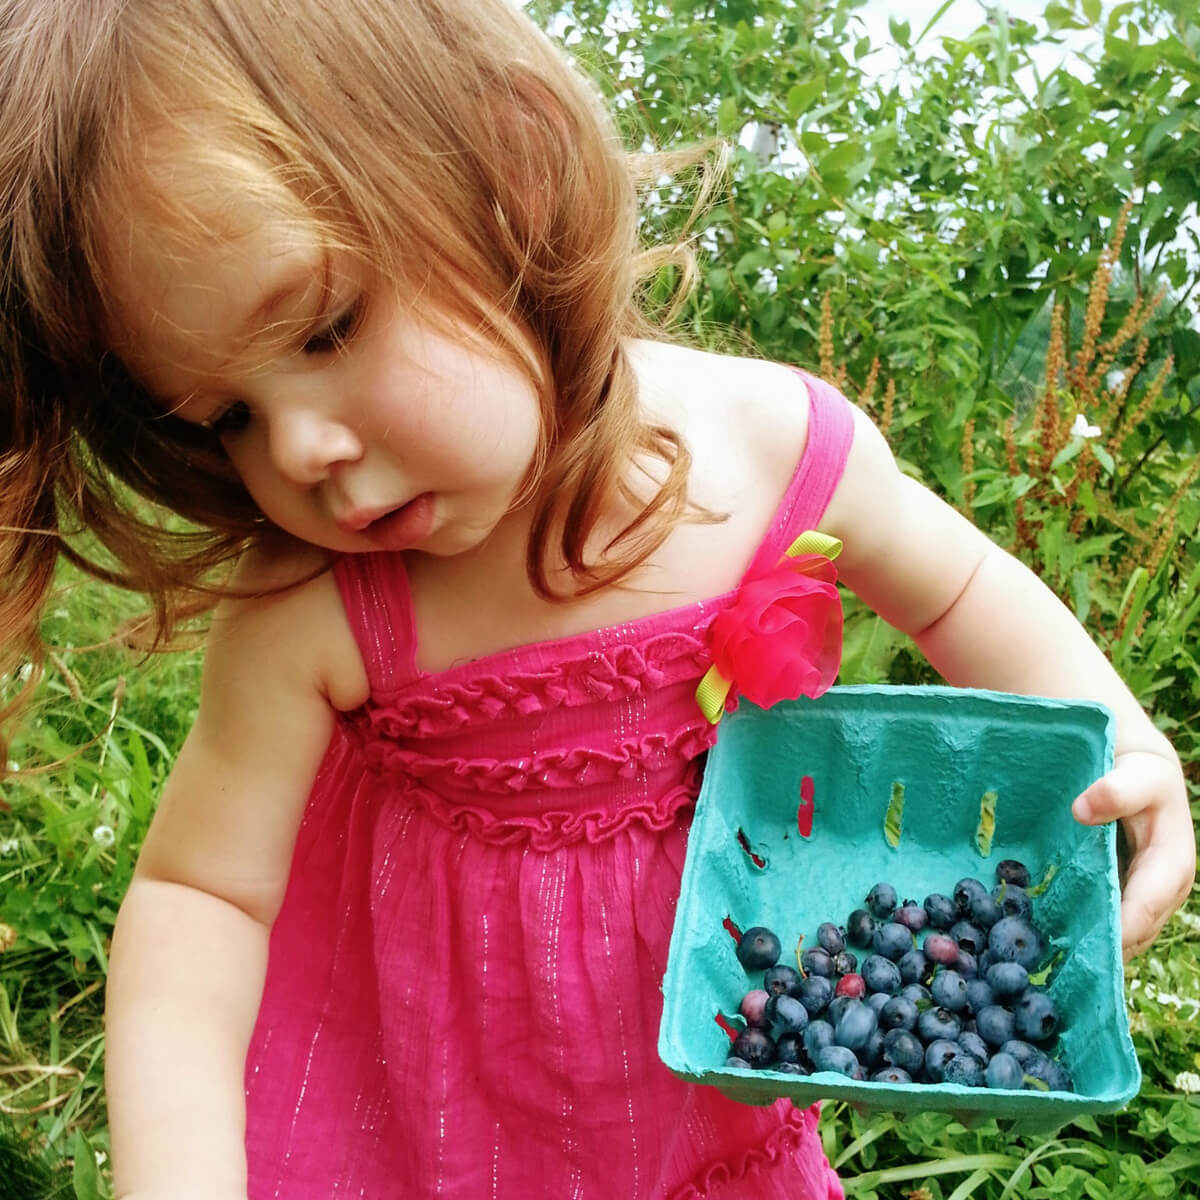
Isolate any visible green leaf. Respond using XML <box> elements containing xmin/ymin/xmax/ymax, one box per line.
<box><xmin>71</xmin><ymin>1132</ymin><xmax>103</xmax><ymax>1200</ymax></box>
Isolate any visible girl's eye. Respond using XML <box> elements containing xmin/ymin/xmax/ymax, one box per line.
<box><xmin>302</xmin><ymin>298</ymin><xmax>363</xmax><ymax>356</ymax></box>
<box><xmin>202</xmin><ymin>400</ymin><xmax>252</xmax><ymax>438</ymax></box>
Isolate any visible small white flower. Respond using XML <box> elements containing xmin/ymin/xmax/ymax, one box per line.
<box><xmin>5</xmin><ymin>761</ymin><xmax>17</xmax><ymax>773</ymax></box>
<box><xmin>92</xmin><ymin>824</ymin><xmax>116</xmax><ymax>848</ymax></box>
<box><xmin>0</xmin><ymin>837</ymin><xmax>19</xmax><ymax>856</ymax></box>
<box><xmin>1174</xmin><ymin>1070</ymin><xmax>1200</xmax><ymax>1094</ymax></box>
<box><xmin>1070</xmin><ymin>413</ymin><xmax>1102</xmax><ymax>439</ymax></box>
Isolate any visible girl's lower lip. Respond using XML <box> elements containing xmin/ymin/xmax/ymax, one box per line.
<box><xmin>363</xmin><ymin>493</ymin><xmax>435</xmax><ymax>549</ymax></box>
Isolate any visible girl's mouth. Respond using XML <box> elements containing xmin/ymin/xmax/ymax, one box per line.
<box><xmin>358</xmin><ymin>493</ymin><xmax>435</xmax><ymax>550</ymax></box>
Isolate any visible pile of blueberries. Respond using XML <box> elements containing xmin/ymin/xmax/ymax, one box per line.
<box><xmin>725</xmin><ymin>859</ymin><xmax>1073</xmax><ymax>1091</ymax></box>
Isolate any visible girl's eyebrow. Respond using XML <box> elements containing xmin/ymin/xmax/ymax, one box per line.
<box><xmin>238</xmin><ymin>257</ymin><xmax>326</xmax><ymax>340</ymax></box>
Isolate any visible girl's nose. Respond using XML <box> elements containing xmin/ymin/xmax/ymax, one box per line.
<box><xmin>268</xmin><ymin>407</ymin><xmax>364</xmax><ymax>485</ymax></box>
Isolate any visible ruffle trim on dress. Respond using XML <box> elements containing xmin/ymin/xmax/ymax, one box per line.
<box><xmin>358</xmin><ymin>716</ymin><xmax>718</xmax><ymax>794</ymax></box>
<box><xmin>386</xmin><ymin>774</ymin><xmax>703</xmax><ymax>849</ymax></box>
<box><xmin>364</xmin><ymin>631</ymin><xmax>713</xmax><ymax>737</ymax></box>
<box><xmin>667</xmin><ymin>1104</ymin><xmax>823</xmax><ymax>1200</ymax></box>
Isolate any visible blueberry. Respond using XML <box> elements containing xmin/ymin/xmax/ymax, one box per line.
<box><xmin>985</xmin><ymin>961</ymin><xmax>1029</xmax><ymax>1001</ymax></box>
<box><xmin>731</xmin><ymin>1027</ymin><xmax>776</xmax><ymax>1068</ymax></box>
<box><xmin>867</xmin><ymin>991</ymin><xmax>891</xmax><ymax>1015</ymax></box>
<box><xmin>1013</xmin><ymin>990</ymin><xmax>1059</xmax><ymax>1043</ymax></box>
<box><xmin>953</xmin><ymin>877</ymin><xmax>989</xmax><ymax>914</ymax></box>
<box><xmin>923</xmin><ymin>933</ymin><xmax>959</xmax><ymax>967</ymax></box>
<box><xmin>955</xmin><ymin>950</ymin><xmax>979</xmax><ymax>979</ymax></box>
<box><xmin>803</xmin><ymin>1019</ymin><xmax>835</xmax><ymax>1060</ymax></box>
<box><xmin>898</xmin><ymin>948</ymin><xmax>929</xmax><ymax>986</ymax></box>
<box><xmin>834</xmin><ymin>972</ymin><xmax>866</xmax><ymax>999</ymax></box>
<box><xmin>774</xmin><ymin>1031</ymin><xmax>805</xmax><ymax>1065</ymax></box>
<box><xmin>833</xmin><ymin>950</ymin><xmax>859</xmax><ymax>975</ymax></box>
<box><xmin>872</xmin><ymin>922</ymin><xmax>915</xmax><ymax>962</ymax></box>
<box><xmin>900</xmin><ymin>983</ymin><xmax>932</xmax><ymax>1006</ymax></box>
<box><xmin>968</xmin><ymin>893</ymin><xmax>1003</xmax><ymax>930</ymax></box>
<box><xmin>817</xmin><ymin>922</ymin><xmax>846</xmax><ymax>955</ymax></box>
<box><xmin>942</xmin><ymin>1053</ymin><xmax>984</xmax><ymax>1087</ymax></box>
<box><xmin>984</xmin><ymin>1050</ymin><xmax>1024</xmax><ymax>1089</ymax></box>
<box><xmin>766</xmin><ymin>993</ymin><xmax>810</xmax><ymax>1033</ymax></box>
<box><xmin>976</xmin><ymin>1004</ymin><xmax>1017</xmax><ymax>1048</ymax></box>
<box><xmin>964</xmin><ymin>978</ymin><xmax>995</xmax><ymax>1016</ymax></box>
<box><xmin>923</xmin><ymin>1038</ymin><xmax>960</xmax><ymax>1082</ymax></box>
<box><xmin>923</xmin><ymin>893</ymin><xmax>957</xmax><ymax>930</ymax></box>
<box><xmin>846</xmin><ymin>908</ymin><xmax>876</xmax><ymax>949</ymax></box>
<box><xmin>930</xmin><ymin>969</ymin><xmax>968</xmax><ymax>1013</ymax></box>
<box><xmin>861</xmin><ymin>1027</ymin><xmax>885</xmax><ymax>1068</ymax></box>
<box><xmin>833</xmin><ymin>1000</ymin><xmax>878</xmax><ymax>1052</ymax></box>
<box><xmin>998</xmin><ymin>1040</ymin><xmax>1039</xmax><ymax>1068</ymax></box>
<box><xmin>763</xmin><ymin>964</ymin><xmax>802</xmax><ymax>997</ymax></box>
<box><xmin>917</xmin><ymin>1006</ymin><xmax>962</xmax><ymax>1043</ymax></box>
<box><xmin>995</xmin><ymin>859</ymin><xmax>1031</xmax><ymax>889</ymax></box>
<box><xmin>1027</xmin><ymin>1055</ymin><xmax>1073</xmax><ymax>1092</ymax></box>
<box><xmin>958</xmin><ymin>1030</ymin><xmax>990</xmax><ymax>1065</ymax></box>
<box><xmin>949</xmin><ymin>920</ymin><xmax>986</xmax><ymax>956</ymax></box>
<box><xmin>879</xmin><ymin>995</ymin><xmax>919</xmax><ymax>1033</ymax></box>
<box><xmin>866</xmin><ymin>882</ymin><xmax>898</xmax><ymax>919</ymax></box>
<box><xmin>813</xmin><ymin>1044</ymin><xmax>862</xmax><ymax>1077</ymax></box>
<box><xmin>882</xmin><ymin>1027</ymin><xmax>925</xmax><ymax>1075</ymax></box>
<box><xmin>800</xmin><ymin>947</ymin><xmax>835</xmax><ymax>978</ymax></box>
<box><xmin>892</xmin><ymin>903</ymin><xmax>928</xmax><ymax>933</ymax></box>
<box><xmin>736</xmin><ymin>926</ymin><xmax>782</xmax><ymax>971</ymax></box>
<box><xmin>773</xmin><ymin>1060</ymin><xmax>809</xmax><ymax>1075</ymax></box>
<box><xmin>739</xmin><ymin>989</ymin><xmax>770</xmax><ymax>1028</ymax></box>
<box><xmin>861</xmin><ymin>953</ymin><xmax>902</xmax><ymax>994</ymax></box>
<box><xmin>826</xmin><ymin>995</ymin><xmax>855</xmax><ymax>1029</ymax></box>
<box><xmin>993</xmin><ymin>882</ymin><xmax>1033</xmax><ymax>920</ymax></box>
<box><xmin>871</xmin><ymin>1066</ymin><xmax>912</xmax><ymax>1084</ymax></box>
<box><xmin>795</xmin><ymin>974</ymin><xmax>833</xmax><ymax>1017</ymax></box>
<box><xmin>988</xmin><ymin>916</ymin><xmax>1044</xmax><ymax>972</ymax></box>
<box><xmin>725</xmin><ymin>1054</ymin><xmax>752</xmax><ymax>1069</ymax></box>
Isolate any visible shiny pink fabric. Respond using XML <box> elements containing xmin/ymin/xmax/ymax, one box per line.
<box><xmin>244</xmin><ymin>373</ymin><xmax>854</xmax><ymax>1198</ymax></box>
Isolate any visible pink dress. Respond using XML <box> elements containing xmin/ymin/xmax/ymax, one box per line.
<box><xmin>244</xmin><ymin>373</ymin><xmax>853</xmax><ymax>1198</ymax></box>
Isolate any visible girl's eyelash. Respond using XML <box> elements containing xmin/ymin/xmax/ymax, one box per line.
<box><xmin>302</xmin><ymin>297</ymin><xmax>363</xmax><ymax>355</ymax></box>
<box><xmin>201</xmin><ymin>400</ymin><xmax>252</xmax><ymax>438</ymax></box>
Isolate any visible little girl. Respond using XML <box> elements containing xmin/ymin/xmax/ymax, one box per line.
<box><xmin>0</xmin><ymin>1</ymin><xmax>1192</xmax><ymax>1197</ymax></box>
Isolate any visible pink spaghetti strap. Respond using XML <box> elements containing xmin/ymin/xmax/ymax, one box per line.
<box><xmin>332</xmin><ymin>553</ymin><xmax>420</xmax><ymax>696</ymax></box>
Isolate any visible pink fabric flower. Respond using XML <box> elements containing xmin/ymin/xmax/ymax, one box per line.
<box><xmin>708</xmin><ymin>555</ymin><xmax>842</xmax><ymax>708</ymax></box>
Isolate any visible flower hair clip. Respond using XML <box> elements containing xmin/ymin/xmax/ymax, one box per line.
<box><xmin>695</xmin><ymin>529</ymin><xmax>844</xmax><ymax>725</ymax></box>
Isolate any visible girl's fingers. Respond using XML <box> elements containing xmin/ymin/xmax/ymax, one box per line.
<box><xmin>1071</xmin><ymin>752</ymin><xmax>1168</xmax><ymax>825</ymax></box>
<box><xmin>1119</xmin><ymin>840</ymin><xmax>1195</xmax><ymax>960</ymax></box>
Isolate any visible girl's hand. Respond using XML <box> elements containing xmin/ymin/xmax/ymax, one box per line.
<box><xmin>1072</xmin><ymin>749</ymin><xmax>1195</xmax><ymax>960</ymax></box>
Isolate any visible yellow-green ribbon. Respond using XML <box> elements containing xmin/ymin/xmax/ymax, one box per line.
<box><xmin>695</xmin><ymin>530</ymin><xmax>843</xmax><ymax>725</ymax></box>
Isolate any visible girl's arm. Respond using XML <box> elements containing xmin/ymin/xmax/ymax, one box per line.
<box><xmin>820</xmin><ymin>404</ymin><xmax>1194</xmax><ymax>959</ymax></box>
<box><xmin>105</xmin><ymin>561</ymin><xmax>362</xmax><ymax>1199</ymax></box>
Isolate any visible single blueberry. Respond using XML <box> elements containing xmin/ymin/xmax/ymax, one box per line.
<box><xmin>867</xmin><ymin>991</ymin><xmax>891</xmax><ymax>1015</ymax></box>
<box><xmin>953</xmin><ymin>877</ymin><xmax>989</xmax><ymax>914</ymax></box>
<box><xmin>968</xmin><ymin>893</ymin><xmax>1004</xmax><ymax>930</ymax></box>
<box><xmin>817</xmin><ymin>922</ymin><xmax>846</xmax><ymax>955</ymax></box>
<box><xmin>985</xmin><ymin>961</ymin><xmax>1029</xmax><ymax>1001</ymax></box>
<box><xmin>773</xmin><ymin>1060</ymin><xmax>809</xmax><ymax>1075</ymax></box>
<box><xmin>813</xmin><ymin>1044</ymin><xmax>861</xmax><ymax>1077</ymax></box>
<box><xmin>724</xmin><ymin>1054</ymin><xmax>752</xmax><ymax>1069</ymax></box>
<box><xmin>861</xmin><ymin>1027</ymin><xmax>885</xmax><ymax>1068</ymax></box>
<box><xmin>766</xmin><ymin>993</ymin><xmax>810</xmax><ymax>1033</ymax></box>
<box><xmin>988</xmin><ymin>916</ymin><xmax>1044</xmax><ymax>972</ymax></box>
<box><xmin>955</xmin><ymin>950</ymin><xmax>979</xmax><ymax>979</ymax></box>
<box><xmin>923</xmin><ymin>893</ymin><xmax>957</xmax><ymax>930</ymax></box>
<box><xmin>834</xmin><ymin>972</ymin><xmax>867</xmax><ymax>999</ymax></box>
<box><xmin>899</xmin><ymin>983</ymin><xmax>932</xmax><ymax>1006</ymax></box>
<box><xmin>796</xmin><ymin>974</ymin><xmax>834</xmax><ymax>1017</ymax></box>
<box><xmin>917</xmin><ymin>1005</ymin><xmax>962</xmax><ymax>1044</ymax></box>
<box><xmin>833</xmin><ymin>950</ymin><xmax>859</xmax><ymax>976</ymax></box>
<box><xmin>882</xmin><ymin>1027</ymin><xmax>925</xmax><ymax>1075</ymax></box>
<box><xmin>834</xmin><ymin>999</ymin><xmax>878</xmax><ymax>1052</ymax></box>
<box><xmin>774</xmin><ymin>1031</ymin><xmax>805</xmax><ymax>1065</ymax></box>
<box><xmin>872</xmin><ymin>922</ymin><xmax>915</xmax><ymax>962</ymax></box>
<box><xmin>922</xmin><ymin>932</ymin><xmax>959</xmax><ymax>967</ymax></box>
<box><xmin>942</xmin><ymin>1053</ymin><xmax>984</xmax><ymax>1087</ymax></box>
<box><xmin>897</xmin><ymin>948</ymin><xmax>929</xmax><ymax>987</ymax></box>
<box><xmin>964</xmin><ymin>978</ymin><xmax>995</xmax><ymax>1016</ymax></box>
<box><xmin>846</xmin><ymin>908</ymin><xmax>876</xmax><ymax>949</ymax></box>
<box><xmin>803</xmin><ymin>1019</ymin><xmax>835</xmax><ymax>1060</ymax></box>
<box><xmin>892</xmin><ymin>903</ymin><xmax>928</xmax><ymax>933</ymax></box>
<box><xmin>976</xmin><ymin>1004</ymin><xmax>1017</xmax><ymax>1048</ymax></box>
<box><xmin>930</xmin><ymin>969</ymin><xmax>969</xmax><ymax>1012</ymax></box>
<box><xmin>958</xmin><ymin>1030</ymin><xmax>990</xmax><ymax>1065</ymax></box>
<box><xmin>739</xmin><ymin>988</ymin><xmax>770</xmax><ymax>1028</ymax></box>
<box><xmin>999</xmin><ymin>1039</ymin><xmax>1039</xmax><ymax>1067</ymax></box>
<box><xmin>1013</xmin><ymin>990</ymin><xmax>1059</xmax><ymax>1043</ymax></box>
<box><xmin>763</xmin><ymin>964</ymin><xmax>802</xmax><ymax>997</ymax></box>
<box><xmin>736</xmin><ymin>926</ymin><xmax>782</xmax><ymax>972</ymax></box>
<box><xmin>861</xmin><ymin>953</ymin><xmax>902</xmax><ymax>995</ymax></box>
<box><xmin>923</xmin><ymin>1038</ymin><xmax>960</xmax><ymax>1082</ymax></box>
<box><xmin>826</xmin><ymin>994</ymin><xmax>856</xmax><ymax>1028</ymax></box>
<box><xmin>949</xmin><ymin>920</ymin><xmax>986</xmax><ymax>957</ymax></box>
<box><xmin>993</xmin><ymin>882</ymin><xmax>1033</xmax><ymax>920</ymax></box>
<box><xmin>800</xmin><ymin>947</ymin><xmax>835</xmax><ymax>978</ymax></box>
<box><xmin>879</xmin><ymin>995</ymin><xmax>919</xmax><ymax>1033</ymax></box>
<box><xmin>871</xmin><ymin>1066</ymin><xmax>913</xmax><ymax>1084</ymax></box>
<box><xmin>985</xmin><ymin>1051</ymin><xmax>1024</xmax><ymax>1089</ymax></box>
<box><xmin>730</xmin><ymin>1027</ymin><xmax>776</xmax><ymax>1068</ymax></box>
<box><xmin>866</xmin><ymin>881</ymin><xmax>898</xmax><ymax>919</ymax></box>
<box><xmin>995</xmin><ymin>859</ymin><xmax>1031</xmax><ymax>889</ymax></box>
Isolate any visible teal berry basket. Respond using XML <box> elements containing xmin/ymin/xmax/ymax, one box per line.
<box><xmin>658</xmin><ymin>684</ymin><xmax>1141</xmax><ymax>1128</ymax></box>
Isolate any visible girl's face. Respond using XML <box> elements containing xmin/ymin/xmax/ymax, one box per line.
<box><xmin>102</xmin><ymin>157</ymin><xmax>543</xmax><ymax>559</ymax></box>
